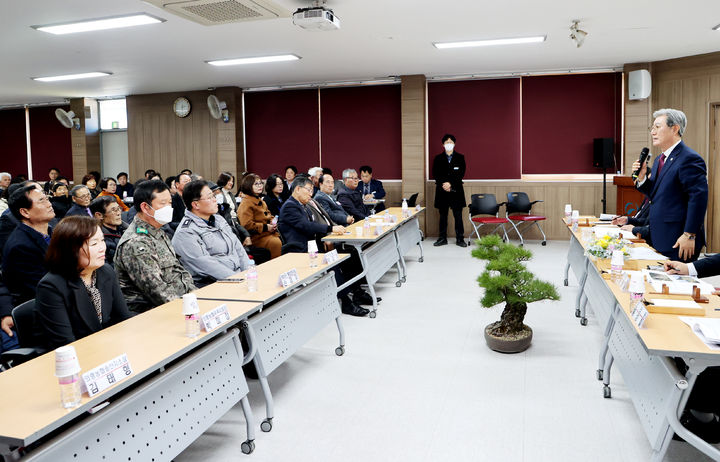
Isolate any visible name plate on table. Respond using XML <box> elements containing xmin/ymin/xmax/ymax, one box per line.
<box><xmin>82</xmin><ymin>354</ymin><xmax>133</xmax><ymax>397</ymax></box>
<box><xmin>323</xmin><ymin>249</ymin><xmax>339</xmax><ymax>264</ymax></box>
<box><xmin>630</xmin><ymin>303</ymin><xmax>649</xmax><ymax>328</ymax></box>
<box><xmin>201</xmin><ymin>304</ymin><xmax>232</xmax><ymax>332</ymax></box>
<box><xmin>278</xmin><ymin>268</ymin><xmax>300</xmax><ymax>288</ymax></box>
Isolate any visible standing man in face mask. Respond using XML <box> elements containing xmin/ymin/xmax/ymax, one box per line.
<box><xmin>432</xmin><ymin>133</ymin><xmax>467</xmax><ymax>247</ymax></box>
<box><xmin>114</xmin><ymin>180</ymin><xmax>196</xmax><ymax>312</ymax></box>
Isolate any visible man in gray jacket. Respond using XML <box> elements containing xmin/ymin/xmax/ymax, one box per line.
<box><xmin>314</xmin><ymin>174</ymin><xmax>354</xmax><ymax>225</ymax></box>
<box><xmin>172</xmin><ymin>180</ymin><xmax>252</xmax><ymax>286</ymax></box>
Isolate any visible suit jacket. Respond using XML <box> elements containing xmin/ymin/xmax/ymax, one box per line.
<box><xmin>66</xmin><ymin>203</ymin><xmax>91</xmax><ymax>217</ymax></box>
<box><xmin>358</xmin><ymin>179</ymin><xmax>386</xmax><ymax>211</ymax></box>
<box><xmin>278</xmin><ymin>196</ymin><xmax>331</xmax><ymax>252</ymax></box>
<box><xmin>2</xmin><ymin>223</ymin><xmax>52</xmax><ymax>305</ymax></box>
<box><xmin>432</xmin><ymin>151</ymin><xmax>466</xmax><ymax>208</ymax></box>
<box><xmin>35</xmin><ymin>264</ymin><xmax>133</xmax><ymax>350</ymax></box>
<box><xmin>102</xmin><ymin>222</ymin><xmax>128</xmax><ymax>266</ymax></box>
<box><xmin>637</xmin><ymin>141</ymin><xmax>708</xmax><ymax>260</ymax></box>
<box><xmin>627</xmin><ymin>199</ymin><xmax>650</xmax><ymax>242</ymax></box>
<box><xmin>693</xmin><ymin>253</ymin><xmax>720</xmax><ymax>278</ymax></box>
<box><xmin>0</xmin><ymin>209</ymin><xmax>19</xmax><ymax>263</ymax></box>
<box><xmin>337</xmin><ymin>186</ymin><xmax>369</xmax><ymax>221</ymax></box>
<box><xmin>50</xmin><ymin>196</ymin><xmax>72</xmax><ymax>219</ymax></box>
<box><xmin>314</xmin><ymin>191</ymin><xmax>349</xmax><ymax>225</ymax></box>
<box><xmin>263</xmin><ymin>193</ymin><xmax>284</xmax><ymax>218</ymax></box>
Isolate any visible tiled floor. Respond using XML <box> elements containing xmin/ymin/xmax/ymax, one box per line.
<box><xmin>176</xmin><ymin>238</ymin><xmax>717</xmax><ymax>462</ymax></box>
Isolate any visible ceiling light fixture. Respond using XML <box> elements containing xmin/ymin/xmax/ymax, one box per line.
<box><xmin>32</xmin><ymin>72</ymin><xmax>112</xmax><ymax>82</ymax></box>
<box><xmin>433</xmin><ymin>36</ymin><xmax>546</xmax><ymax>49</ymax></box>
<box><xmin>206</xmin><ymin>54</ymin><xmax>301</xmax><ymax>66</ymax></box>
<box><xmin>32</xmin><ymin>13</ymin><xmax>164</xmax><ymax>35</ymax></box>
<box><xmin>570</xmin><ymin>20</ymin><xmax>588</xmax><ymax>48</ymax></box>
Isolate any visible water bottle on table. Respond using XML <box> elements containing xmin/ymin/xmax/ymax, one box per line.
<box><xmin>247</xmin><ymin>263</ymin><xmax>258</xmax><ymax>292</ymax></box>
<box><xmin>55</xmin><ymin>345</ymin><xmax>82</xmax><ymax>409</ymax></box>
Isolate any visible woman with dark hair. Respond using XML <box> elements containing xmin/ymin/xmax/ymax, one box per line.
<box><xmin>35</xmin><ymin>216</ymin><xmax>133</xmax><ymax>350</ymax></box>
<box><xmin>238</xmin><ymin>174</ymin><xmax>281</xmax><ymax>259</ymax></box>
<box><xmin>216</xmin><ymin>171</ymin><xmax>238</xmax><ymax>219</ymax></box>
<box><xmin>263</xmin><ymin>174</ymin><xmax>285</xmax><ymax>218</ymax></box>
<box><xmin>50</xmin><ymin>182</ymin><xmax>72</xmax><ymax>219</ymax></box>
<box><xmin>97</xmin><ymin>177</ymin><xmax>130</xmax><ymax>212</ymax></box>
<box><xmin>81</xmin><ymin>174</ymin><xmax>100</xmax><ymax>199</ymax></box>
<box><xmin>165</xmin><ymin>176</ymin><xmax>177</xmax><ymax>195</ymax></box>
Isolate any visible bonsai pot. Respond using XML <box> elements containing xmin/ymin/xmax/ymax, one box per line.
<box><xmin>484</xmin><ymin>323</ymin><xmax>533</xmax><ymax>353</ymax></box>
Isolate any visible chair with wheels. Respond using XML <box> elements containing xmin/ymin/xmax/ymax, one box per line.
<box><xmin>0</xmin><ymin>299</ymin><xmax>47</xmax><ymax>369</ymax></box>
<box><xmin>505</xmin><ymin>192</ymin><xmax>547</xmax><ymax>246</ymax></box>
<box><xmin>468</xmin><ymin>194</ymin><xmax>509</xmax><ymax>242</ymax></box>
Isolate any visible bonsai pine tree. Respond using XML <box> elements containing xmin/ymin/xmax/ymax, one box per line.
<box><xmin>472</xmin><ymin>235</ymin><xmax>559</xmax><ymax>338</ymax></box>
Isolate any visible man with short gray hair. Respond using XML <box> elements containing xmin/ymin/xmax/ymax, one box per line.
<box><xmin>337</xmin><ymin>168</ymin><xmax>369</xmax><ymax>221</ymax></box>
<box><xmin>0</xmin><ymin>173</ymin><xmax>10</xmax><ymax>196</ymax></box>
<box><xmin>633</xmin><ymin>108</ymin><xmax>708</xmax><ymax>262</ymax></box>
<box><xmin>65</xmin><ymin>185</ymin><xmax>93</xmax><ymax>217</ymax></box>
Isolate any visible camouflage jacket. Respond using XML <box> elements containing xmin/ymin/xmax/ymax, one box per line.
<box><xmin>114</xmin><ymin>215</ymin><xmax>196</xmax><ymax>312</ymax></box>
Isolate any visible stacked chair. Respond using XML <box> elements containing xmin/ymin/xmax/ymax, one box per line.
<box><xmin>468</xmin><ymin>194</ymin><xmax>510</xmax><ymax>242</ymax></box>
<box><xmin>505</xmin><ymin>191</ymin><xmax>547</xmax><ymax>246</ymax></box>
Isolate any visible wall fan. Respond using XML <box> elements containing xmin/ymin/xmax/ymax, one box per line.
<box><xmin>55</xmin><ymin>108</ymin><xmax>81</xmax><ymax>130</ymax></box>
<box><xmin>207</xmin><ymin>95</ymin><xmax>229</xmax><ymax>123</ymax></box>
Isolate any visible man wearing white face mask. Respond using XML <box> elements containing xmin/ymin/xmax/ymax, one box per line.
<box><xmin>432</xmin><ymin>133</ymin><xmax>467</xmax><ymax>247</ymax></box>
<box><xmin>114</xmin><ymin>180</ymin><xmax>196</xmax><ymax>312</ymax></box>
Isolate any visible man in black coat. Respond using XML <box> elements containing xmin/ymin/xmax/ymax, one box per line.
<box><xmin>90</xmin><ymin>196</ymin><xmax>128</xmax><ymax>267</ymax></box>
<box><xmin>432</xmin><ymin>133</ymin><xmax>467</xmax><ymax>247</ymax></box>
<box><xmin>336</xmin><ymin>169</ymin><xmax>370</xmax><ymax>222</ymax></box>
<box><xmin>2</xmin><ymin>185</ymin><xmax>55</xmax><ymax>306</ymax></box>
<box><xmin>66</xmin><ymin>185</ymin><xmax>93</xmax><ymax>217</ymax></box>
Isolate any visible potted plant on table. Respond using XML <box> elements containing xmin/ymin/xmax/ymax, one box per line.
<box><xmin>472</xmin><ymin>235</ymin><xmax>559</xmax><ymax>353</ymax></box>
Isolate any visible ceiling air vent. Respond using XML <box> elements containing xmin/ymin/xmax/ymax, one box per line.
<box><xmin>145</xmin><ymin>0</ymin><xmax>291</xmax><ymax>25</ymax></box>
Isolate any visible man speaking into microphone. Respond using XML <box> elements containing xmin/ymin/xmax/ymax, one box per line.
<box><xmin>633</xmin><ymin>108</ymin><xmax>707</xmax><ymax>261</ymax></box>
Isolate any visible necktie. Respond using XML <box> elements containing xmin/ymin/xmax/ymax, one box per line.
<box><xmin>656</xmin><ymin>154</ymin><xmax>666</xmax><ymax>177</ymax></box>
<box><xmin>86</xmin><ymin>207</ymin><xmax>92</xmax><ymax>216</ymax></box>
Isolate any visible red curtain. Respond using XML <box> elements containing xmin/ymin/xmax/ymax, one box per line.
<box><xmin>521</xmin><ymin>73</ymin><xmax>622</xmax><ymax>174</ymax></box>
<box><xmin>428</xmin><ymin>78</ymin><xmax>521</xmax><ymax>179</ymax></box>
<box><xmin>0</xmin><ymin>109</ymin><xmax>28</xmax><ymax>177</ymax></box>
<box><xmin>320</xmin><ymin>85</ymin><xmax>401</xmax><ymax>179</ymax></box>
<box><xmin>244</xmin><ymin>89</ymin><xmax>320</xmax><ymax>179</ymax></box>
<box><xmin>29</xmin><ymin>106</ymin><xmax>73</xmax><ymax>181</ymax></box>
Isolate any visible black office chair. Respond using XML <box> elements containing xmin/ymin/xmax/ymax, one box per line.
<box><xmin>406</xmin><ymin>193</ymin><xmax>419</xmax><ymax>208</ymax></box>
<box><xmin>0</xmin><ymin>299</ymin><xmax>47</xmax><ymax>369</ymax></box>
<box><xmin>468</xmin><ymin>194</ymin><xmax>509</xmax><ymax>242</ymax></box>
<box><xmin>505</xmin><ymin>192</ymin><xmax>546</xmax><ymax>246</ymax></box>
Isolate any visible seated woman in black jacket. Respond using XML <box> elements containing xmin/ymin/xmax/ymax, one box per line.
<box><xmin>35</xmin><ymin>216</ymin><xmax>133</xmax><ymax>350</ymax></box>
<box><xmin>263</xmin><ymin>174</ymin><xmax>285</xmax><ymax>218</ymax></box>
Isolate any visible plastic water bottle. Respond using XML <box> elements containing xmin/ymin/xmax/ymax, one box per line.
<box><xmin>610</xmin><ymin>250</ymin><xmax>624</xmax><ymax>286</ymax></box>
<box><xmin>59</xmin><ymin>373</ymin><xmax>82</xmax><ymax>408</ymax></box>
<box><xmin>182</xmin><ymin>293</ymin><xmax>200</xmax><ymax>338</ymax></box>
<box><xmin>55</xmin><ymin>346</ymin><xmax>82</xmax><ymax>409</ymax></box>
<box><xmin>247</xmin><ymin>263</ymin><xmax>258</xmax><ymax>292</ymax></box>
<box><xmin>308</xmin><ymin>241</ymin><xmax>318</xmax><ymax>268</ymax></box>
<box><xmin>123</xmin><ymin>190</ymin><xmax>128</xmax><ymax>200</ymax></box>
<box><xmin>402</xmin><ymin>198</ymin><xmax>409</xmax><ymax>218</ymax></box>
<box><xmin>363</xmin><ymin>220</ymin><xmax>370</xmax><ymax>236</ymax></box>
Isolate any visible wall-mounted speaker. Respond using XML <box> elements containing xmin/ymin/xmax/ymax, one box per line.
<box><xmin>628</xmin><ymin>69</ymin><xmax>651</xmax><ymax>100</ymax></box>
<box><xmin>593</xmin><ymin>138</ymin><xmax>615</xmax><ymax>169</ymax></box>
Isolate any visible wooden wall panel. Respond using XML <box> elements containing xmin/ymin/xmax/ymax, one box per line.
<box><xmin>126</xmin><ymin>87</ymin><xmax>242</xmax><ymax>182</ymax></box>
<box><xmin>401</xmin><ymin>75</ymin><xmax>427</xmax><ymax>232</ymax></box>
<box><xmin>70</xmin><ymin>98</ymin><xmax>100</xmax><ymax>184</ymax></box>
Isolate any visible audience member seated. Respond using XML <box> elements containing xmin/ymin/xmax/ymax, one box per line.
<box><xmin>165</xmin><ymin>176</ymin><xmax>177</xmax><ymax>195</ymax></box>
<box><xmin>2</xmin><ymin>185</ymin><xmax>55</xmax><ymax>305</ymax></box>
<box><xmin>264</xmin><ymin>174</ymin><xmax>285</xmax><ymax>218</ymax></box>
<box><xmin>50</xmin><ymin>182</ymin><xmax>72</xmax><ymax>219</ymax></box>
<box><xmin>81</xmin><ymin>174</ymin><xmax>100</xmax><ymax>199</ymax></box>
<box><xmin>172</xmin><ymin>180</ymin><xmax>253</xmax><ymax>286</ymax></box>
<box><xmin>0</xmin><ymin>184</ymin><xmax>26</xmax><ymax>261</ymax></box>
<box><xmin>0</xmin><ymin>182</ymin><xmax>10</xmax><ymax>215</ymax></box>
<box><xmin>216</xmin><ymin>171</ymin><xmax>238</xmax><ymax>218</ymax></box>
<box><xmin>180</xmin><ymin>168</ymin><xmax>192</xmax><ymax>176</ymax></box>
<box><xmin>150</xmin><ymin>172</ymin><xmax>163</xmax><ymax>181</ymax></box>
<box><xmin>115</xmin><ymin>172</ymin><xmax>134</xmax><ymax>199</ymax></box>
<box><xmin>0</xmin><ymin>172</ymin><xmax>10</xmax><ymax>198</ymax></box>
<box><xmin>284</xmin><ymin>165</ymin><xmax>298</xmax><ymax>197</ymax></box>
<box><xmin>98</xmin><ymin>177</ymin><xmax>130</xmax><ymax>212</ymax></box>
<box><xmin>90</xmin><ymin>196</ymin><xmax>127</xmax><ymax>266</ymax></box>
<box><xmin>144</xmin><ymin>169</ymin><xmax>156</xmax><ymax>180</ymax></box>
<box><xmin>238</xmin><ymin>174</ymin><xmax>282</xmax><ymax>259</ymax></box>
<box><xmin>358</xmin><ymin>165</ymin><xmax>386</xmax><ymax>212</ymax></box>
<box><xmin>35</xmin><ymin>216</ymin><xmax>133</xmax><ymax>351</ymax></box>
<box><xmin>611</xmin><ymin>198</ymin><xmax>650</xmax><ymax>242</ymax></box>
<box><xmin>337</xmin><ymin>168</ymin><xmax>370</xmax><ymax>221</ymax></box>
<box><xmin>0</xmin><ymin>277</ymin><xmax>19</xmax><ymax>354</ymax></box>
<box><xmin>308</xmin><ymin>167</ymin><xmax>322</xmax><ymax>195</ymax></box>
<box><xmin>114</xmin><ymin>180</ymin><xmax>196</xmax><ymax>312</ymax></box>
<box><xmin>278</xmin><ymin>177</ymin><xmax>372</xmax><ymax>316</ymax></box>
<box><xmin>66</xmin><ymin>185</ymin><xmax>93</xmax><ymax>217</ymax></box>
<box><xmin>315</xmin><ymin>174</ymin><xmax>355</xmax><ymax>225</ymax></box>
<box><xmin>171</xmin><ymin>172</ymin><xmax>191</xmax><ymax>227</ymax></box>
<box><xmin>42</xmin><ymin>167</ymin><xmax>60</xmax><ymax>195</ymax></box>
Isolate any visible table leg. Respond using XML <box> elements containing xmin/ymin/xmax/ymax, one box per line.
<box><xmin>335</xmin><ymin>316</ymin><xmax>346</xmax><ymax>356</ymax></box>
<box><xmin>564</xmin><ymin>260</ymin><xmax>571</xmax><ymax>286</ymax></box>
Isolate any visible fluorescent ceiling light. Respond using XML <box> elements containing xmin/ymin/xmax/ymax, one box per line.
<box><xmin>32</xmin><ymin>14</ymin><xmax>164</xmax><ymax>35</ymax></box>
<box><xmin>33</xmin><ymin>72</ymin><xmax>112</xmax><ymax>82</ymax></box>
<box><xmin>207</xmin><ymin>54</ymin><xmax>301</xmax><ymax>66</ymax></box>
<box><xmin>434</xmin><ymin>36</ymin><xmax>546</xmax><ymax>49</ymax></box>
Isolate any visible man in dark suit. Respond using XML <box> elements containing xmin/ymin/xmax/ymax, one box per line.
<box><xmin>66</xmin><ymin>185</ymin><xmax>93</xmax><ymax>217</ymax></box>
<box><xmin>2</xmin><ymin>185</ymin><xmax>55</xmax><ymax>306</ymax></box>
<box><xmin>278</xmin><ymin>177</ymin><xmax>369</xmax><ymax>317</ymax></box>
<box><xmin>315</xmin><ymin>174</ymin><xmax>354</xmax><ymax>225</ymax></box>
<box><xmin>337</xmin><ymin>169</ymin><xmax>370</xmax><ymax>221</ymax></box>
<box><xmin>633</xmin><ymin>108</ymin><xmax>708</xmax><ymax>261</ymax></box>
<box><xmin>358</xmin><ymin>165</ymin><xmax>386</xmax><ymax>212</ymax></box>
<box><xmin>612</xmin><ymin>198</ymin><xmax>650</xmax><ymax>242</ymax></box>
<box><xmin>432</xmin><ymin>133</ymin><xmax>467</xmax><ymax>247</ymax></box>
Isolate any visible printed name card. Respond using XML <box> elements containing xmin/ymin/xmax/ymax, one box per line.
<box><xmin>323</xmin><ymin>249</ymin><xmax>339</xmax><ymax>264</ymax></box>
<box><xmin>201</xmin><ymin>304</ymin><xmax>232</xmax><ymax>333</ymax></box>
<box><xmin>82</xmin><ymin>354</ymin><xmax>133</xmax><ymax>397</ymax></box>
<box><xmin>278</xmin><ymin>268</ymin><xmax>300</xmax><ymax>288</ymax></box>
<box><xmin>631</xmin><ymin>302</ymin><xmax>649</xmax><ymax>328</ymax></box>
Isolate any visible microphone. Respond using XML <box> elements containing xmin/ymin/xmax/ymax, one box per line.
<box><xmin>631</xmin><ymin>147</ymin><xmax>650</xmax><ymax>180</ymax></box>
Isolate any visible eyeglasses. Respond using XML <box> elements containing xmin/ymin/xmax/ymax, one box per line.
<box><xmin>196</xmin><ymin>194</ymin><xmax>216</xmax><ymax>202</ymax></box>
<box><xmin>106</xmin><ymin>207</ymin><xmax>122</xmax><ymax>214</ymax></box>
<box><xmin>302</xmin><ymin>186</ymin><xmax>314</xmax><ymax>193</ymax></box>
<box><xmin>75</xmin><ymin>193</ymin><xmax>91</xmax><ymax>199</ymax></box>
<box><xmin>648</xmin><ymin>124</ymin><xmax>665</xmax><ymax>132</ymax></box>
<box><xmin>347</xmin><ymin>176</ymin><xmax>359</xmax><ymax>181</ymax></box>
<box><xmin>253</xmin><ymin>181</ymin><xmax>264</xmax><ymax>186</ymax></box>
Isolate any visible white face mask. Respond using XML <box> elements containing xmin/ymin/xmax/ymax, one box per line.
<box><xmin>444</xmin><ymin>143</ymin><xmax>455</xmax><ymax>153</ymax></box>
<box><xmin>215</xmin><ymin>194</ymin><xmax>225</xmax><ymax>205</ymax></box>
<box><xmin>150</xmin><ymin>205</ymin><xmax>174</xmax><ymax>225</ymax></box>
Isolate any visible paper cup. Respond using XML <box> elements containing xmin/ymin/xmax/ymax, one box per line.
<box><xmin>355</xmin><ymin>227</ymin><xmax>363</xmax><ymax>237</ymax></box>
<box><xmin>55</xmin><ymin>345</ymin><xmax>81</xmax><ymax>377</ymax></box>
<box><xmin>611</xmin><ymin>250</ymin><xmax>625</xmax><ymax>267</ymax></box>
<box><xmin>307</xmin><ymin>240</ymin><xmax>318</xmax><ymax>253</ymax></box>
<box><xmin>628</xmin><ymin>272</ymin><xmax>645</xmax><ymax>293</ymax></box>
<box><xmin>182</xmin><ymin>293</ymin><xmax>200</xmax><ymax>315</ymax></box>
<box><xmin>565</xmin><ymin>204</ymin><xmax>572</xmax><ymax>215</ymax></box>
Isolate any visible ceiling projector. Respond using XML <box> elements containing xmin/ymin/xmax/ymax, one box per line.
<box><xmin>292</xmin><ymin>6</ymin><xmax>340</xmax><ymax>31</ymax></box>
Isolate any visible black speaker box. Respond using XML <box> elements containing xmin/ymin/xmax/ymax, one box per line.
<box><xmin>593</xmin><ymin>138</ymin><xmax>615</xmax><ymax>169</ymax></box>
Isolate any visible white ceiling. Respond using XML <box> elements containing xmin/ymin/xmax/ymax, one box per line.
<box><xmin>2</xmin><ymin>0</ymin><xmax>720</xmax><ymax>106</ymax></box>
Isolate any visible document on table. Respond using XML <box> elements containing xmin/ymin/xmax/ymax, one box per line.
<box><xmin>598</xmin><ymin>214</ymin><xmax>615</xmax><ymax>221</ymax></box>
<box><xmin>592</xmin><ymin>226</ymin><xmax>635</xmax><ymax>240</ymax></box>
<box><xmin>629</xmin><ymin>247</ymin><xmax>668</xmax><ymax>261</ymax></box>
<box><xmin>679</xmin><ymin>317</ymin><xmax>720</xmax><ymax>350</ymax></box>
<box><xmin>643</xmin><ymin>270</ymin><xmax>714</xmax><ymax>295</ymax></box>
